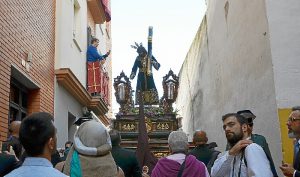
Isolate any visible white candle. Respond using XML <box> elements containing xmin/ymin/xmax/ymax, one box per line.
<box><xmin>167</xmin><ymin>82</ymin><xmax>175</xmax><ymax>99</ymax></box>
<box><xmin>118</xmin><ymin>83</ymin><xmax>125</xmax><ymax>101</ymax></box>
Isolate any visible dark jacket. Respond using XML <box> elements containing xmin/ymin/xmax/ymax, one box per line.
<box><xmin>111</xmin><ymin>146</ymin><xmax>142</xmax><ymax>177</ymax></box>
<box><xmin>7</xmin><ymin>136</ymin><xmax>22</xmax><ymax>159</ymax></box>
<box><xmin>51</xmin><ymin>150</ymin><xmax>62</xmax><ymax>167</ymax></box>
<box><xmin>294</xmin><ymin>144</ymin><xmax>300</xmax><ymax>177</ymax></box>
<box><xmin>0</xmin><ymin>153</ymin><xmax>21</xmax><ymax>176</ymax></box>
<box><xmin>189</xmin><ymin>144</ymin><xmax>220</xmax><ymax>173</ymax></box>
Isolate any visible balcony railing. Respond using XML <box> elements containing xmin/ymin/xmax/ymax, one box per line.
<box><xmin>87</xmin><ymin>64</ymin><xmax>110</xmax><ymax>106</ymax></box>
<box><xmin>99</xmin><ymin>66</ymin><xmax>110</xmax><ymax>105</ymax></box>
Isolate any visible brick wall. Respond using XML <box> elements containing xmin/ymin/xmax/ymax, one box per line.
<box><xmin>0</xmin><ymin>0</ymin><xmax>55</xmax><ymax>141</ymax></box>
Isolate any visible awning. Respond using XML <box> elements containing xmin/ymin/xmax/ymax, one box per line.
<box><xmin>101</xmin><ymin>0</ymin><xmax>111</xmax><ymax>22</ymax></box>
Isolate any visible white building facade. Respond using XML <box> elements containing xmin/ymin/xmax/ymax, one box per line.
<box><xmin>54</xmin><ymin>0</ymin><xmax>112</xmax><ymax>147</ymax></box>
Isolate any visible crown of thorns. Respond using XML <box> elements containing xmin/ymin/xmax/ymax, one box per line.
<box><xmin>131</xmin><ymin>42</ymin><xmax>147</xmax><ymax>54</ymax></box>
<box><xmin>130</xmin><ymin>42</ymin><xmax>143</xmax><ymax>49</ymax></box>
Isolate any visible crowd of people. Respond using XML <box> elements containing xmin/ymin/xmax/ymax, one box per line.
<box><xmin>1</xmin><ymin>107</ymin><xmax>300</xmax><ymax>177</ymax></box>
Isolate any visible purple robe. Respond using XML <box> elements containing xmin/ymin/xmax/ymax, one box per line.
<box><xmin>151</xmin><ymin>155</ymin><xmax>207</xmax><ymax>177</ymax></box>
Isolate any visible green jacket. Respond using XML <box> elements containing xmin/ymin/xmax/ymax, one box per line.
<box><xmin>111</xmin><ymin>146</ymin><xmax>142</xmax><ymax>177</ymax></box>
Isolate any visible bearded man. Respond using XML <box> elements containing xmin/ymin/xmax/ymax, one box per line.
<box><xmin>211</xmin><ymin>113</ymin><xmax>272</xmax><ymax>177</ymax></box>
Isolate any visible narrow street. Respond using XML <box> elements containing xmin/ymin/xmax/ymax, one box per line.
<box><xmin>1</xmin><ymin>1</ymin><xmax>300</xmax><ymax>177</ymax></box>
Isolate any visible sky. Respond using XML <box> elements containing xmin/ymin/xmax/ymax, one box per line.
<box><xmin>111</xmin><ymin>0</ymin><xmax>207</xmax><ymax>115</ymax></box>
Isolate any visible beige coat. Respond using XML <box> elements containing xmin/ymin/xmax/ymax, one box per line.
<box><xmin>63</xmin><ymin>120</ymin><xmax>118</xmax><ymax>177</ymax></box>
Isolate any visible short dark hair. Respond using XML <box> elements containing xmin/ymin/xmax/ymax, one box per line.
<box><xmin>65</xmin><ymin>141</ymin><xmax>72</xmax><ymax>148</ymax></box>
<box><xmin>292</xmin><ymin>106</ymin><xmax>300</xmax><ymax>111</ymax></box>
<box><xmin>109</xmin><ymin>129</ymin><xmax>121</xmax><ymax>146</ymax></box>
<box><xmin>222</xmin><ymin>113</ymin><xmax>248</xmax><ymax>125</ymax></box>
<box><xmin>91</xmin><ymin>38</ymin><xmax>99</xmax><ymax>44</ymax></box>
<box><xmin>19</xmin><ymin>112</ymin><xmax>56</xmax><ymax>156</ymax></box>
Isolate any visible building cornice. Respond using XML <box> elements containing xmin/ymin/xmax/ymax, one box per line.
<box><xmin>55</xmin><ymin>68</ymin><xmax>110</xmax><ymax>124</ymax></box>
<box><xmin>87</xmin><ymin>0</ymin><xmax>106</xmax><ymax>24</ymax></box>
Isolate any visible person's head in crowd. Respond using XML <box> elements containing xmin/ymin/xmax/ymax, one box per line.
<box><xmin>64</xmin><ymin>141</ymin><xmax>72</xmax><ymax>149</ymax></box>
<box><xmin>7</xmin><ymin>121</ymin><xmax>23</xmax><ymax>159</ymax></box>
<box><xmin>168</xmin><ymin>131</ymin><xmax>189</xmax><ymax>154</ymax></box>
<box><xmin>63</xmin><ymin>140</ymin><xmax>72</xmax><ymax>159</ymax></box>
<box><xmin>8</xmin><ymin>121</ymin><xmax>21</xmax><ymax>138</ymax></box>
<box><xmin>63</xmin><ymin>120</ymin><xmax>117</xmax><ymax>176</ymax></box>
<box><xmin>74</xmin><ymin>120</ymin><xmax>111</xmax><ymax>150</ymax></box>
<box><xmin>193</xmin><ymin>130</ymin><xmax>208</xmax><ymax>146</ymax></box>
<box><xmin>222</xmin><ymin>113</ymin><xmax>248</xmax><ymax>147</ymax></box>
<box><xmin>287</xmin><ymin>106</ymin><xmax>300</xmax><ymax>139</ymax></box>
<box><xmin>19</xmin><ymin>112</ymin><xmax>57</xmax><ymax>161</ymax></box>
<box><xmin>237</xmin><ymin>110</ymin><xmax>256</xmax><ymax>133</ymax></box>
<box><xmin>91</xmin><ymin>38</ymin><xmax>99</xmax><ymax>47</ymax></box>
<box><xmin>152</xmin><ymin>130</ymin><xmax>208</xmax><ymax>177</ymax></box>
<box><xmin>109</xmin><ymin>129</ymin><xmax>121</xmax><ymax>146</ymax></box>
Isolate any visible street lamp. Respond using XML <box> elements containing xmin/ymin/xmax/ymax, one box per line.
<box><xmin>161</xmin><ymin>69</ymin><xmax>179</xmax><ymax>113</ymax></box>
<box><xmin>113</xmin><ymin>71</ymin><xmax>133</xmax><ymax>114</ymax></box>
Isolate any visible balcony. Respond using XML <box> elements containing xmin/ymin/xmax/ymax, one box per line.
<box><xmin>55</xmin><ymin>68</ymin><xmax>110</xmax><ymax>125</ymax></box>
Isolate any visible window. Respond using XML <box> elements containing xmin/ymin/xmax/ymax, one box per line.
<box><xmin>9</xmin><ymin>78</ymin><xmax>29</xmax><ymax>123</ymax></box>
<box><xmin>73</xmin><ymin>0</ymin><xmax>80</xmax><ymax>38</ymax></box>
<box><xmin>73</xmin><ymin>0</ymin><xmax>82</xmax><ymax>52</ymax></box>
<box><xmin>99</xmin><ymin>25</ymin><xmax>104</xmax><ymax>35</ymax></box>
<box><xmin>87</xmin><ymin>26</ymin><xmax>93</xmax><ymax>47</ymax></box>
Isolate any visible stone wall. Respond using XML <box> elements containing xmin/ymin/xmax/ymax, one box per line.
<box><xmin>265</xmin><ymin>0</ymin><xmax>300</xmax><ymax>164</ymax></box>
<box><xmin>176</xmin><ymin>0</ymin><xmax>282</xmax><ymax>173</ymax></box>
